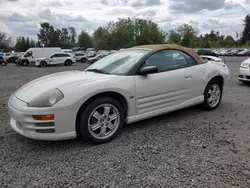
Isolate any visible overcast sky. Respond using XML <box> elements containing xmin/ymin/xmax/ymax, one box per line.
<box><xmin>0</xmin><ymin>0</ymin><xmax>249</xmax><ymax>40</ymax></box>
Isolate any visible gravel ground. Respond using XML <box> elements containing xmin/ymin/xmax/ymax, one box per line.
<box><xmin>0</xmin><ymin>58</ymin><xmax>250</xmax><ymax>187</ymax></box>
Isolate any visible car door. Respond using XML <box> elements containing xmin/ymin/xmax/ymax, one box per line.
<box><xmin>134</xmin><ymin>50</ymin><xmax>193</xmax><ymax>115</ymax></box>
<box><xmin>52</xmin><ymin>54</ymin><xmax>62</xmax><ymax>65</ymax></box>
<box><xmin>182</xmin><ymin>52</ymin><xmax>207</xmax><ymax>98</ymax></box>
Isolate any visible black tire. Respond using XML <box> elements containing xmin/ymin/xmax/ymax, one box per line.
<box><xmin>22</xmin><ymin>61</ymin><xmax>28</xmax><ymax>66</ymax></box>
<box><xmin>78</xmin><ymin>97</ymin><xmax>124</xmax><ymax>144</ymax></box>
<box><xmin>64</xmin><ymin>60</ymin><xmax>72</xmax><ymax>66</ymax></box>
<box><xmin>81</xmin><ymin>58</ymin><xmax>86</xmax><ymax>63</ymax></box>
<box><xmin>1</xmin><ymin>62</ymin><xmax>6</xmax><ymax>66</ymax></box>
<box><xmin>40</xmin><ymin>61</ymin><xmax>47</xmax><ymax>67</ymax></box>
<box><xmin>202</xmin><ymin>79</ymin><xmax>222</xmax><ymax>110</ymax></box>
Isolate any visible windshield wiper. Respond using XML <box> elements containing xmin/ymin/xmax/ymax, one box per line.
<box><xmin>86</xmin><ymin>69</ymin><xmax>110</xmax><ymax>74</ymax></box>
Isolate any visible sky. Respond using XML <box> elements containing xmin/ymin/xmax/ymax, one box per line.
<box><xmin>0</xmin><ymin>0</ymin><xmax>249</xmax><ymax>41</ymax></box>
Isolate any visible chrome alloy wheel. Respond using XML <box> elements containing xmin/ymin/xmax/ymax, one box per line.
<box><xmin>207</xmin><ymin>84</ymin><xmax>221</xmax><ymax>108</ymax></box>
<box><xmin>88</xmin><ymin>104</ymin><xmax>120</xmax><ymax>140</ymax></box>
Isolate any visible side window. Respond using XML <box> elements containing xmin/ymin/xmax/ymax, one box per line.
<box><xmin>62</xmin><ymin>54</ymin><xmax>70</xmax><ymax>57</ymax></box>
<box><xmin>143</xmin><ymin>50</ymin><xmax>189</xmax><ymax>72</ymax></box>
<box><xmin>24</xmin><ymin>51</ymin><xmax>32</xmax><ymax>57</ymax></box>
<box><xmin>183</xmin><ymin>53</ymin><xmax>197</xmax><ymax>66</ymax></box>
<box><xmin>54</xmin><ymin>54</ymin><xmax>62</xmax><ymax>58</ymax></box>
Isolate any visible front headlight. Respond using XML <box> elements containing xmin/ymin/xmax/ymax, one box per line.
<box><xmin>28</xmin><ymin>88</ymin><xmax>64</xmax><ymax>107</ymax></box>
<box><xmin>240</xmin><ymin>62</ymin><xmax>248</xmax><ymax>68</ymax></box>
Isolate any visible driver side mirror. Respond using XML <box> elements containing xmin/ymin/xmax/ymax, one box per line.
<box><xmin>138</xmin><ymin>66</ymin><xmax>158</xmax><ymax>75</ymax></box>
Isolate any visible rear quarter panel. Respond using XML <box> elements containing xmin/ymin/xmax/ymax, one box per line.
<box><xmin>202</xmin><ymin>61</ymin><xmax>231</xmax><ymax>92</ymax></box>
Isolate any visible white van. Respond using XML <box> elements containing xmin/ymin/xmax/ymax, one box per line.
<box><xmin>16</xmin><ymin>47</ymin><xmax>62</xmax><ymax>66</ymax></box>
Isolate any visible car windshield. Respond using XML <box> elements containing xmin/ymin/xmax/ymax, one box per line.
<box><xmin>85</xmin><ymin>50</ymin><xmax>148</xmax><ymax>75</ymax></box>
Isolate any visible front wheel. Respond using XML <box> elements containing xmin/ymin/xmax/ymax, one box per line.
<box><xmin>40</xmin><ymin>61</ymin><xmax>47</xmax><ymax>67</ymax></box>
<box><xmin>1</xmin><ymin>62</ymin><xmax>6</xmax><ymax>66</ymax></box>
<box><xmin>202</xmin><ymin>80</ymin><xmax>222</xmax><ymax>110</ymax></box>
<box><xmin>22</xmin><ymin>61</ymin><xmax>28</xmax><ymax>66</ymax></box>
<box><xmin>78</xmin><ymin>97</ymin><xmax>124</xmax><ymax>144</ymax></box>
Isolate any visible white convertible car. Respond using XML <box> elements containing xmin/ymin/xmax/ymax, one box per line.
<box><xmin>238</xmin><ymin>57</ymin><xmax>250</xmax><ymax>83</ymax></box>
<box><xmin>8</xmin><ymin>44</ymin><xmax>231</xmax><ymax>144</ymax></box>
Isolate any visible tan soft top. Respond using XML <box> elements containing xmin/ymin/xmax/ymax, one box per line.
<box><xmin>131</xmin><ymin>44</ymin><xmax>204</xmax><ymax>64</ymax></box>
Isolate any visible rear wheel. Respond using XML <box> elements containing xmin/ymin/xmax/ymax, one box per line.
<box><xmin>81</xmin><ymin>58</ymin><xmax>86</xmax><ymax>63</ymax></box>
<box><xmin>64</xmin><ymin>60</ymin><xmax>72</xmax><ymax>66</ymax></box>
<box><xmin>1</xmin><ymin>62</ymin><xmax>6</xmax><ymax>66</ymax></box>
<box><xmin>40</xmin><ymin>61</ymin><xmax>47</xmax><ymax>67</ymax></box>
<box><xmin>78</xmin><ymin>97</ymin><xmax>124</xmax><ymax>144</ymax></box>
<box><xmin>202</xmin><ymin>80</ymin><xmax>222</xmax><ymax>110</ymax></box>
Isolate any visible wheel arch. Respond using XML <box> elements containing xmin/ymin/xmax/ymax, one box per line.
<box><xmin>75</xmin><ymin>91</ymin><xmax>128</xmax><ymax>137</ymax></box>
<box><xmin>21</xmin><ymin>59</ymin><xmax>29</xmax><ymax>65</ymax></box>
<box><xmin>204</xmin><ymin>75</ymin><xmax>224</xmax><ymax>94</ymax></box>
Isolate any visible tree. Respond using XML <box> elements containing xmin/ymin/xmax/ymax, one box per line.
<box><xmin>36</xmin><ymin>40</ymin><xmax>43</xmax><ymax>47</ymax></box>
<box><xmin>78</xmin><ymin>30</ymin><xmax>93</xmax><ymax>49</ymax></box>
<box><xmin>167</xmin><ymin>30</ymin><xmax>182</xmax><ymax>44</ymax></box>
<box><xmin>37</xmin><ymin>22</ymin><xmax>60</xmax><ymax>47</ymax></box>
<box><xmin>93</xmin><ymin>18</ymin><xmax>165</xmax><ymax>50</ymax></box>
<box><xmin>0</xmin><ymin>30</ymin><xmax>12</xmax><ymax>51</ymax></box>
<box><xmin>167</xmin><ymin>24</ymin><xmax>198</xmax><ymax>47</ymax></box>
<box><xmin>241</xmin><ymin>14</ymin><xmax>250</xmax><ymax>45</ymax></box>
<box><xmin>68</xmin><ymin>27</ymin><xmax>77</xmax><ymax>45</ymax></box>
<box><xmin>15</xmin><ymin>36</ymin><xmax>37</xmax><ymax>52</ymax></box>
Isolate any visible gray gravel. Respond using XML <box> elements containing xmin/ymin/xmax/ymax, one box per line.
<box><xmin>0</xmin><ymin>58</ymin><xmax>250</xmax><ymax>187</ymax></box>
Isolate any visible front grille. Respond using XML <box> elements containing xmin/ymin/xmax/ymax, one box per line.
<box><xmin>246</xmin><ymin>76</ymin><xmax>250</xmax><ymax>79</ymax></box>
<box><xmin>238</xmin><ymin>75</ymin><xmax>244</xmax><ymax>78</ymax></box>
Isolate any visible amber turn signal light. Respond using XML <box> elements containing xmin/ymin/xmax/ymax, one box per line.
<box><xmin>33</xmin><ymin>114</ymin><xmax>54</xmax><ymax>120</ymax></box>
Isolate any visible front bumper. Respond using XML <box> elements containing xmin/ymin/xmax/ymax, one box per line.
<box><xmin>8</xmin><ymin>95</ymin><xmax>77</xmax><ymax>141</ymax></box>
<box><xmin>238</xmin><ymin>67</ymin><xmax>250</xmax><ymax>82</ymax></box>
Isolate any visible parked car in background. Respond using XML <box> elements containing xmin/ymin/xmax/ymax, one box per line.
<box><xmin>87</xmin><ymin>53</ymin><xmax>108</xmax><ymax>64</ymax></box>
<box><xmin>86</xmin><ymin>48</ymin><xmax>96</xmax><ymax>54</ymax></box>
<box><xmin>16</xmin><ymin>47</ymin><xmax>62</xmax><ymax>66</ymax></box>
<box><xmin>35</xmin><ymin>52</ymin><xmax>76</xmax><ymax>67</ymax></box>
<box><xmin>6</xmin><ymin>55</ymin><xmax>20</xmax><ymax>63</ymax></box>
<box><xmin>97</xmin><ymin>50</ymin><xmax>109</xmax><ymax>55</ymax></box>
<box><xmin>197</xmin><ymin>49</ymin><xmax>219</xmax><ymax>57</ymax></box>
<box><xmin>0</xmin><ymin>56</ymin><xmax>7</xmax><ymax>66</ymax></box>
<box><xmin>238</xmin><ymin>57</ymin><xmax>250</xmax><ymax>83</ymax></box>
<box><xmin>86</xmin><ymin>50</ymin><xmax>97</xmax><ymax>58</ymax></box>
<box><xmin>8</xmin><ymin>44</ymin><xmax>230</xmax><ymax>144</ymax></box>
<box><xmin>200</xmin><ymin>55</ymin><xmax>224</xmax><ymax>62</ymax></box>
<box><xmin>75</xmin><ymin>52</ymin><xmax>87</xmax><ymax>63</ymax></box>
<box><xmin>237</xmin><ymin>50</ymin><xmax>250</xmax><ymax>56</ymax></box>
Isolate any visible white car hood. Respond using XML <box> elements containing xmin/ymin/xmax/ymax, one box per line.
<box><xmin>14</xmin><ymin>70</ymin><xmax>110</xmax><ymax>103</ymax></box>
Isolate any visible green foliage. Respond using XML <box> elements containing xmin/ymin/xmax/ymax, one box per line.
<box><xmin>37</xmin><ymin>22</ymin><xmax>77</xmax><ymax>48</ymax></box>
<box><xmin>241</xmin><ymin>14</ymin><xmax>250</xmax><ymax>45</ymax></box>
<box><xmin>15</xmin><ymin>36</ymin><xmax>36</xmax><ymax>52</ymax></box>
<box><xmin>78</xmin><ymin>30</ymin><xmax>94</xmax><ymax>49</ymax></box>
<box><xmin>12</xmin><ymin>14</ymin><xmax>250</xmax><ymax>52</ymax></box>
<box><xmin>0</xmin><ymin>30</ymin><xmax>12</xmax><ymax>51</ymax></box>
<box><xmin>167</xmin><ymin>26</ymin><xmax>237</xmax><ymax>48</ymax></box>
<box><xmin>93</xmin><ymin>18</ymin><xmax>166</xmax><ymax>50</ymax></box>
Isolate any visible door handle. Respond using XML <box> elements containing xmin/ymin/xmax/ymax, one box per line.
<box><xmin>184</xmin><ymin>75</ymin><xmax>192</xmax><ymax>78</ymax></box>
